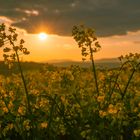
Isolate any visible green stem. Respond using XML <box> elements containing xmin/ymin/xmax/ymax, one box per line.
<box><xmin>15</xmin><ymin>51</ymin><xmax>31</xmax><ymax>114</ymax></box>
<box><xmin>122</xmin><ymin>62</ymin><xmax>140</xmax><ymax>99</ymax></box>
<box><xmin>122</xmin><ymin>68</ymin><xmax>135</xmax><ymax>99</ymax></box>
<box><xmin>109</xmin><ymin>61</ymin><xmax>132</xmax><ymax>96</ymax></box>
<box><xmin>89</xmin><ymin>45</ymin><xmax>99</xmax><ymax>94</ymax></box>
<box><xmin>47</xmin><ymin>94</ymin><xmax>57</xmax><ymax>135</ymax></box>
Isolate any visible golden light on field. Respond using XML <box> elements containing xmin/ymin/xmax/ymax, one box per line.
<box><xmin>38</xmin><ymin>32</ymin><xmax>48</xmax><ymax>40</ymax></box>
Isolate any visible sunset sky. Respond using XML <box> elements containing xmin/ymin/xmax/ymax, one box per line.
<box><xmin>0</xmin><ymin>0</ymin><xmax>140</xmax><ymax>62</ymax></box>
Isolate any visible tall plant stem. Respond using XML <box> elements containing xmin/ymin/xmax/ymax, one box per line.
<box><xmin>109</xmin><ymin>61</ymin><xmax>131</xmax><ymax>96</ymax></box>
<box><xmin>15</xmin><ymin>51</ymin><xmax>32</xmax><ymax>114</ymax></box>
<box><xmin>122</xmin><ymin>63</ymin><xmax>140</xmax><ymax>99</ymax></box>
<box><xmin>122</xmin><ymin>68</ymin><xmax>135</xmax><ymax>99</ymax></box>
<box><xmin>89</xmin><ymin>45</ymin><xmax>99</xmax><ymax>94</ymax></box>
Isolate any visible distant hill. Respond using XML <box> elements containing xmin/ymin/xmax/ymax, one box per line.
<box><xmin>48</xmin><ymin>58</ymin><xmax>120</xmax><ymax>68</ymax></box>
<box><xmin>0</xmin><ymin>61</ymin><xmax>44</xmax><ymax>75</ymax></box>
<box><xmin>95</xmin><ymin>58</ymin><xmax>120</xmax><ymax>68</ymax></box>
<box><xmin>0</xmin><ymin>58</ymin><xmax>121</xmax><ymax>75</ymax></box>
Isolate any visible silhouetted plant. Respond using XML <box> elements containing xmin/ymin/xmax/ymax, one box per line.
<box><xmin>0</xmin><ymin>23</ymin><xmax>31</xmax><ymax>114</ymax></box>
<box><xmin>72</xmin><ymin>25</ymin><xmax>101</xmax><ymax>94</ymax></box>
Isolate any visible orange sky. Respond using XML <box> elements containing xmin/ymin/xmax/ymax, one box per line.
<box><xmin>0</xmin><ymin>24</ymin><xmax>140</xmax><ymax>62</ymax></box>
<box><xmin>17</xmin><ymin>30</ymin><xmax>140</xmax><ymax>62</ymax></box>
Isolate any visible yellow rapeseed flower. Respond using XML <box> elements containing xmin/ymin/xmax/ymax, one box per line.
<box><xmin>7</xmin><ymin>123</ymin><xmax>14</xmax><ymax>130</ymax></box>
<box><xmin>97</xmin><ymin>95</ymin><xmax>105</xmax><ymax>102</ymax></box>
<box><xmin>8</xmin><ymin>101</ymin><xmax>13</xmax><ymax>109</ymax></box>
<box><xmin>18</xmin><ymin>106</ymin><xmax>25</xmax><ymax>115</ymax></box>
<box><xmin>138</xmin><ymin>102</ymin><xmax>140</xmax><ymax>108</ymax></box>
<box><xmin>133</xmin><ymin>107</ymin><xmax>138</xmax><ymax>113</ymax></box>
<box><xmin>61</xmin><ymin>96</ymin><xmax>65</xmax><ymax>103</ymax></box>
<box><xmin>3</xmin><ymin>107</ymin><xmax>8</xmax><ymax>113</ymax></box>
<box><xmin>108</xmin><ymin>104</ymin><xmax>118</xmax><ymax>114</ymax></box>
<box><xmin>134</xmin><ymin>129</ymin><xmax>140</xmax><ymax>137</ymax></box>
<box><xmin>23</xmin><ymin>120</ymin><xmax>30</xmax><ymax>131</ymax></box>
<box><xmin>40</xmin><ymin>122</ymin><xmax>48</xmax><ymax>128</ymax></box>
<box><xmin>99</xmin><ymin>110</ymin><xmax>107</xmax><ymax>118</ymax></box>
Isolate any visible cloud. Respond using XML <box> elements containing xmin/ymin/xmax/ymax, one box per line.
<box><xmin>0</xmin><ymin>16</ymin><xmax>13</xmax><ymax>25</ymax></box>
<box><xmin>0</xmin><ymin>0</ymin><xmax>140</xmax><ymax>36</ymax></box>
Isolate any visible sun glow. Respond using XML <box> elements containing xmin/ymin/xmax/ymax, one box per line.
<box><xmin>38</xmin><ymin>32</ymin><xmax>48</xmax><ymax>40</ymax></box>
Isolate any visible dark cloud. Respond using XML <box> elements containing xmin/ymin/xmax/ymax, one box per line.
<box><xmin>0</xmin><ymin>0</ymin><xmax>140</xmax><ymax>36</ymax></box>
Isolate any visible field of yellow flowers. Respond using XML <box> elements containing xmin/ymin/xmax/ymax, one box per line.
<box><xmin>0</xmin><ymin>64</ymin><xmax>140</xmax><ymax>140</ymax></box>
<box><xmin>0</xmin><ymin>24</ymin><xmax>140</xmax><ymax>139</ymax></box>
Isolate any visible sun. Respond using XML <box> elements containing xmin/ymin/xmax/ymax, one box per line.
<box><xmin>38</xmin><ymin>32</ymin><xmax>48</xmax><ymax>40</ymax></box>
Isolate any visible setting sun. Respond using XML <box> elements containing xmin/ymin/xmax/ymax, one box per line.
<box><xmin>38</xmin><ymin>32</ymin><xmax>48</xmax><ymax>40</ymax></box>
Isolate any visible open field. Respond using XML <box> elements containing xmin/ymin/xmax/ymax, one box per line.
<box><xmin>0</xmin><ymin>62</ymin><xmax>140</xmax><ymax>139</ymax></box>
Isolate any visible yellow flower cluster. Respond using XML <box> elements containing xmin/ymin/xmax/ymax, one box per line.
<box><xmin>99</xmin><ymin>110</ymin><xmax>107</xmax><ymax>118</ymax></box>
<box><xmin>18</xmin><ymin>106</ymin><xmax>25</xmax><ymax>115</ymax></box>
<box><xmin>40</xmin><ymin>122</ymin><xmax>48</xmax><ymax>128</ymax></box>
<box><xmin>108</xmin><ymin>104</ymin><xmax>118</xmax><ymax>114</ymax></box>
<box><xmin>2</xmin><ymin>106</ymin><xmax>8</xmax><ymax>113</ymax></box>
<box><xmin>23</xmin><ymin>120</ymin><xmax>30</xmax><ymax>131</ymax></box>
<box><xmin>97</xmin><ymin>95</ymin><xmax>105</xmax><ymax>102</ymax></box>
<box><xmin>134</xmin><ymin>129</ymin><xmax>140</xmax><ymax>137</ymax></box>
